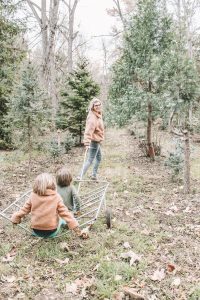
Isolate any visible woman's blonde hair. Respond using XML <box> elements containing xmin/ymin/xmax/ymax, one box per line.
<box><xmin>88</xmin><ymin>97</ymin><xmax>102</xmax><ymax>111</ymax></box>
<box><xmin>56</xmin><ymin>167</ymin><xmax>72</xmax><ymax>187</ymax></box>
<box><xmin>33</xmin><ymin>173</ymin><xmax>56</xmax><ymax>196</ymax></box>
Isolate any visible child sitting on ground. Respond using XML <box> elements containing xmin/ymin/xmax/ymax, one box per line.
<box><xmin>11</xmin><ymin>173</ymin><xmax>87</xmax><ymax>238</ymax></box>
<box><xmin>56</xmin><ymin>167</ymin><xmax>81</xmax><ymax>215</ymax></box>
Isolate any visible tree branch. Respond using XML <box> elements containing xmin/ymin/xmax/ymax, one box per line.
<box><xmin>62</xmin><ymin>0</ymin><xmax>70</xmax><ymax>9</ymax></box>
<box><xmin>29</xmin><ymin>1</ymin><xmax>41</xmax><ymax>11</ymax></box>
<box><xmin>26</xmin><ymin>0</ymin><xmax>41</xmax><ymax>26</ymax></box>
<box><xmin>170</xmin><ymin>127</ymin><xmax>183</xmax><ymax>137</ymax></box>
<box><xmin>71</xmin><ymin>0</ymin><xmax>79</xmax><ymax>16</ymax></box>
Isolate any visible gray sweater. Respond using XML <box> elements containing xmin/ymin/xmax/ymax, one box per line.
<box><xmin>57</xmin><ymin>185</ymin><xmax>81</xmax><ymax>212</ymax></box>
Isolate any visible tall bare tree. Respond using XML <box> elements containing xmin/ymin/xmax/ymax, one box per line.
<box><xmin>26</xmin><ymin>0</ymin><xmax>60</xmax><ymax>118</ymax></box>
<box><xmin>63</xmin><ymin>0</ymin><xmax>79</xmax><ymax>72</ymax></box>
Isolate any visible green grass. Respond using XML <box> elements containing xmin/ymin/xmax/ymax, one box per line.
<box><xmin>96</xmin><ymin>260</ymin><xmax>142</xmax><ymax>299</ymax></box>
<box><xmin>0</xmin><ymin>242</ymin><xmax>11</xmax><ymax>256</ymax></box>
<box><xmin>188</xmin><ymin>287</ymin><xmax>200</xmax><ymax>300</ymax></box>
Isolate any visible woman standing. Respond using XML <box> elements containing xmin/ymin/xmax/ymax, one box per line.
<box><xmin>79</xmin><ymin>97</ymin><xmax>104</xmax><ymax>180</ymax></box>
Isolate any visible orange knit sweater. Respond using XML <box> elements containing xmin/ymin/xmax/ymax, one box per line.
<box><xmin>83</xmin><ymin>110</ymin><xmax>104</xmax><ymax>146</ymax></box>
<box><xmin>11</xmin><ymin>189</ymin><xmax>78</xmax><ymax>230</ymax></box>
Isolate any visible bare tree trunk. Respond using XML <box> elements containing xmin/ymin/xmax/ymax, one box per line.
<box><xmin>147</xmin><ymin>100</ymin><xmax>155</xmax><ymax>161</ymax></box>
<box><xmin>27</xmin><ymin>116</ymin><xmax>32</xmax><ymax>176</ymax></box>
<box><xmin>57</xmin><ymin>129</ymin><xmax>61</xmax><ymax>148</ymax></box>
<box><xmin>65</xmin><ymin>0</ymin><xmax>79</xmax><ymax>73</ymax></box>
<box><xmin>182</xmin><ymin>0</ymin><xmax>194</xmax><ymax>127</ymax></box>
<box><xmin>41</xmin><ymin>0</ymin><xmax>48</xmax><ymax>86</ymax></box>
<box><xmin>183</xmin><ymin>130</ymin><xmax>190</xmax><ymax>193</ymax></box>
<box><xmin>101</xmin><ymin>39</ymin><xmax>109</xmax><ymax>100</ymax></box>
<box><xmin>168</xmin><ymin>107</ymin><xmax>176</xmax><ymax>131</ymax></box>
<box><xmin>79</xmin><ymin>124</ymin><xmax>82</xmax><ymax>145</ymax></box>
<box><xmin>47</xmin><ymin>0</ymin><xmax>59</xmax><ymax>119</ymax></box>
<box><xmin>147</xmin><ymin>80</ymin><xmax>155</xmax><ymax>161</ymax></box>
<box><xmin>26</xmin><ymin>0</ymin><xmax>60</xmax><ymax>122</ymax></box>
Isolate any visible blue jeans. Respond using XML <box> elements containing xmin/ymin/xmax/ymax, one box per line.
<box><xmin>81</xmin><ymin>141</ymin><xmax>102</xmax><ymax>178</ymax></box>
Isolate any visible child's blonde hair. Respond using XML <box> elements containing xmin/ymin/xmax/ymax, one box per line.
<box><xmin>33</xmin><ymin>173</ymin><xmax>56</xmax><ymax>196</ymax></box>
<box><xmin>56</xmin><ymin>167</ymin><xmax>72</xmax><ymax>187</ymax></box>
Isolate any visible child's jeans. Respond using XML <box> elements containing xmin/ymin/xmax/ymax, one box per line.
<box><xmin>32</xmin><ymin>219</ymin><xmax>66</xmax><ymax>238</ymax></box>
<box><xmin>80</xmin><ymin>141</ymin><xmax>102</xmax><ymax>178</ymax></box>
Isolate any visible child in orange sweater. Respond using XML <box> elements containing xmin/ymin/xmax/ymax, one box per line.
<box><xmin>11</xmin><ymin>173</ymin><xmax>87</xmax><ymax>238</ymax></box>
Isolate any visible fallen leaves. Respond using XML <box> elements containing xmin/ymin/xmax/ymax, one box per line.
<box><xmin>167</xmin><ymin>263</ymin><xmax>175</xmax><ymax>273</ymax></box>
<box><xmin>65</xmin><ymin>282</ymin><xmax>77</xmax><ymax>295</ymax></box>
<box><xmin>65</xmin><ymin>276</ymin><xmax>95</xmax><ymax>298</ymax></box>
<box><xmin>114</xmin><ymin>275</ymin><xmax>123</xmax><ymax>281</ymax></box>
<box><xmin>59</xmin><ymin>242</ymin><xmax>70</xmax><ymax>252</ymax></box>
<box><xmin>1</xmin><ymin>274</ymin><xmax>16</xmax><ymax>283</ymax></box>
<box><xmin>123</xmin><ymin>241</ymin><xmax>131</xmax><ymax>249</ymax></box>
<box><xmin>2</xmin><ymin>246</ymin><xmax>17</xmax><ymax>263</ymax></box>
<box><xmin>171</xmin><ymin>277</ymin><xmax>181</xmax><ymax>286</ymax></box>
<box><xmin>113</xmin><ymin>287</ymin><xmax>145</xmax><ymax>300</ymax></box>
<box><xmin>55</xmin><ymin>257</ymin><xmax>70</xmax><ymax>265</ymax></box>
<box><xmin>150</xmin><ymin>268</ymin><xmax>166</xmax><ymax>282</ymax></box>
<box><xmin>122</xmin><ymin>287</ymin><xmax>144</xmax><ymax>300</ymax></box>
<box><xmin>120</xmin><ymin>251</ymin><xmax>141</xmax><ymax>266</ymax></box>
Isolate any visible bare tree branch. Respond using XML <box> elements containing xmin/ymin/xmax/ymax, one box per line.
<box><xmin>62</xmin><ymin>0</ymin><xmax>70</xmax><ymax>9</ymax></box>
<box><xmin>26</xmin><ymin>0</ymin><xmax>41</xmax><ymax>26</ymax></box>
<box><xmin>29</xmin><ymin>1</ymin><xmax>41</xmax><ymax>12</ymax></box>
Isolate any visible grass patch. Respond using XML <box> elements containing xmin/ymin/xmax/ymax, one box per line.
<box><xmin>188</xmin><ymin>286</ymin><xmax>200</xmax><ymax>300</ymax></box>
<box><xmin>96</xmin><ymin>260</ymin><xmax>140</xmax><ymax>299</ymax></box>
<box><xmin>0</xmin><ymin>242</ymin><xmax>11</xmax><ymax>256</ymax></box>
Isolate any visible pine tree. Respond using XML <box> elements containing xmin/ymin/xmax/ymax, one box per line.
<box><xmin>0</xmin><ymin>0</ymin><xmax>24</xmax><ymax>148</ymax></box>
<box><xmin>57</xmin><ymin>60</ymin><xmax>100</xmax><ymax>144</ymax></box>
<box><xmin>108</xmin><ymin>0</ymin><xmax>174</xmax><ymax>160</ymax></box>
<box><xmin>8</xmin><ymin>62</ymin><xmax>48</xmax><ymax>171</ymax></box>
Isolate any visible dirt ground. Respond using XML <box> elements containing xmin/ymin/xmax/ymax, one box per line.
<box><xmin>0</xmin><ymin>128</ymin><xmax>199</xmax><ymax>300</ymax></box>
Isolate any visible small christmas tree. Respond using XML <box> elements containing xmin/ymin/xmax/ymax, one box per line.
<box><xmin>57</xmin><ymin>59</ymin><xmax>100</xmax><ymax>145</ymax></box>
<box><xmin>8</xmin><ymin>62</ymin><xmax>48</xmax><ymax>172</ymax></box>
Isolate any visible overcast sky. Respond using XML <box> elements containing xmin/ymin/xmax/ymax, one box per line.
<box><xmin>76</xmin><ymin>0</ymin><xmax>115</xmax><ymax>36</ymax></box>
<box><xmin>74</xmin><ymin>0</ymin><xmax>118</xmax><ymax>62</ymax></box>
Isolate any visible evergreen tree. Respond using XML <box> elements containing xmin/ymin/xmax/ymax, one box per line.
<box><xmin>8</xmin><ymin>62</ymin><xmax>48</xmax><ymax>171</ymax></box>
<box><xmin>0</xmin><ymin>0</ymin><xmax>24</xmax><ymax>148</ymax></box>
<box><xmin>108</xmin><ymin>0</ymin><xmax>174</xmax><ymax>159</ymax></box>
<box><xmin>57</xmin><ymin>60</ymin><xmax>100</xmax><ymax>144</ymax></box>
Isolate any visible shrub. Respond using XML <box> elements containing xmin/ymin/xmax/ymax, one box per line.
<box><xmin>165</xmin><ymin>140</ymin><xmax>184</xmax><ymax>176</ymax></box>
<box><xmin>63</xmin><ymin>134</ymin><xmax>75</xmax><ymax>153</ymax></box>
<box><xmin>48</xmin><ymin>140</ymin><xmax>64</xmax><ymax>159</ymax></box>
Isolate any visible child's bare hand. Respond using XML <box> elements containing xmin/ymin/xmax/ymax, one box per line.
<box><xmin>73</xmin><ymin>226</ymin><xmax>89</xmax><ymax>239</ymax></box>
<box><xmin>74</xmin><ymin>211</ymin><xmax>81</xmax><ymax>217</ymax></box>
<box><xmin>80</xmin><ymin>232</ymin><xmax>89</xmax><ymax>239</ymax></box>
<box><xmin>80</xmin><ymin>227</ymin><xmax>89</xmax><ymax>239</ymax></box>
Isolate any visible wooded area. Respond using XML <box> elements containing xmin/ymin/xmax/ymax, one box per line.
<box><xmin>0</xmin><ymin>0</ymin><xmax>200</xmax><ymax>299</ymax></box>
